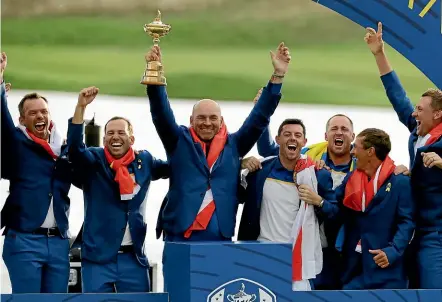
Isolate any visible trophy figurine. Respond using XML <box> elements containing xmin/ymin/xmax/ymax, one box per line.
<box><xmin>141</xmin><ymin>10</ymin><xmax>171</xmax><ymax>85</ymax></box>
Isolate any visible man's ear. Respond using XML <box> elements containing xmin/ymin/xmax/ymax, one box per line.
<box><xmin>275</xmin><ymin>135</ymin><xmax>280</xmax><ymax>146</ymax></box>
<box><xmin>19</xmin><ymin>116</ymin><xmax>25</xmax><ymax>126</ymax></box>
<box><xmin>130</xmin><ymin>135</ymin><xmax>135</xmax><ymax>146</ymax></box>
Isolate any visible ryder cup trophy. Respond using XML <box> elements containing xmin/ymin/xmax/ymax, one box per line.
<box><xmin>141</xmin><ymin>10</ymin><xmax>171</xmax><ymax>85</ymax></box>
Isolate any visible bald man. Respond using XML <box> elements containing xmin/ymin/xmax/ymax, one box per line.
<box><xmin>145</xmin><ymin>43</ymin><xmax>290</xmax><ymax>245</ymax></box>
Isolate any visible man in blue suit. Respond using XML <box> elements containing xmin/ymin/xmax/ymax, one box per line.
<box><xmin>1</xmin><ymin>52</ymin><xmax>74</xmax><ymax>293</ymax></box>
<box><xmin>145</xmin><ymin>43</ymin><xmax>290</xmax><ymax>294</ymax></box>
<box><xmin>366</xmin><ymin>22</ymin><xmax>442</xmax><ymax>289</ymax></box>
<box><xmin>238</xmin><ymin>118</ymin><xmax>337</xmax><ymax>290</ymax></box>
<box><xmin>68</xmin><ymin>86</ymin><xmax>169</xmax><ymax>293</ymax></box>
<box><xmin>145</xmin><ymin>42</ymin><xmax>290</xmax><ymax>242</ymax></box>
<box><xmin>324</xmin><ymin>128</ymin><xmax>415</xmax><ymax>289</ymax></box>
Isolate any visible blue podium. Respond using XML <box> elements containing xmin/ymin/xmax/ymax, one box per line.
<box><xmin>163</xmin><ymin>241</ymin><xmax>292</xmax><ymax>302</ymax></box>
<box><xmin>0</xmin><ymin>293</ymin><xmax>168</xmax><ymax>301</ymax></box>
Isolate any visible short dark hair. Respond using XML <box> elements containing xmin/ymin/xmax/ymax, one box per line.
<box><xmin>105</xmin><ymin>116</ymin><xmax>134</xmax><ymax>136</ymax></box>
<box><xmin>357</xmin><ymin>128</ymin><xmax>391</xmax><ymax>161</ymax></box>
<box><xmin>277</xmin><ymin>118</ymin><xmax>306</xmax><ymax>137</ymax></box>
<box><xmin>18</xmin><ymin>93</ymin><xmax>48</xmax><ymax>117</ymax></box>
<box><xmin>326</xmin><ymin>114</ymin><xmax>354</xmax><ymax>131</ymax></box>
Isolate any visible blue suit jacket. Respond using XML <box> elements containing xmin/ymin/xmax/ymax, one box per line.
<box><xmin>147</xmin><ymin>82</ymin><xmax>282</xmax><ymax>240</ymax></box>
<box><xmin>67</xmin><ymin>120</ymin><xmax>169</xmax><ymax>265</ymax></box>
<box><xmin>1</xmin><ymin>82</ymin><xmax>74</xmax><ymax>238</ymax></box>
<box><xmin>329</xmin><ymin>172</ymin><xmax>415</xmax><ymax>289</ymax></box>
<box><xmin>237</xmin><ymin>156</ymin><xmax>337</xmax><ymax>241</ymax></box>
<box><xmin>381</xmin><ymin>71</ymin><xmax>442</xmax><ymax>231</ymax></box>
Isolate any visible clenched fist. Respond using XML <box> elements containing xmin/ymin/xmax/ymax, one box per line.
<box><xmin>78</xmin><ymin>86</ymin><xmax>99</xmax><ymax>108</ymax></box>
<box><xmin>145</xmin><ymin>45</ymin><xmax>162</xmax><ymax>63</ymax></box>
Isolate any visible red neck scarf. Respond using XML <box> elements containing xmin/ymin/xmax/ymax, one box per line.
<box><xmin>343</xmin><ymin>156</ymin><xmax>395</xmax><ymax>212</ymax></box>
<box><xmin>25</xmin><ymin>123</ymin><xmax>57</xmax><ymax>159</ymax></box>
<box><xmin>189</xmin><ymin>124</ymin><xmax>228</xmax><ymax>168</ymax></box>
<box><xmin>184</xmin><ymin>124</ymin><xmax>228</xmax><ymax>238</ymax></box>
<box><xmin>104</xmin><ymin>147</ymin><xmax>136</xmax><ymax>197</ymax></box>
<box><xmin>425</xmin><ymin>122</ymin><xmax>442</xmax><ymax>146</ymax></box>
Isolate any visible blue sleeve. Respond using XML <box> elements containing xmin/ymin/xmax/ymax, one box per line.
<box><xmin>257</xmin><ymin>126</ymin><xmax>279</xmax><ymax>157</ymax></box>
<box><xmin>316</xmin><ymin>169</ymin><xmax>339</xmax><ymax>221</ymax></box>
<box><xmin>67</xmin><ymin>119</ymin><xmax>97</xmax><ymax>167</ymax></box>
<box><xmin>382</xmin><ymin>176</ymin><xmax>415</xmax><ymax>265</ymax></box>
<box><xmin>151</xmin><ymin>157</ymin><xmax>170</xmax><ymax>181</ymax></box>
<box><xmin>146</xmin><ymin>86</ymin><xmax>181</xmax><ymax>154</ymax></box>
<box><xmin>233</xmin><ymin>82</ymin><xmax>282</xmax><ymax>157</ymax></box>
<box><xmin>380</xmin><ymin>71</ymin><xmax>417</xmax><ymax>133</ymax></box>
<box><xmin>1</xmin><ymin>82</ymin><xmax>18</xmax><ymax>145</ymax></box>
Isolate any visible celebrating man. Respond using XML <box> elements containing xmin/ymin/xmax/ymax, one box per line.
<box><xmin>145</xmin><ymin>43</ymin><xmax>290</xmax><ymax>294</ymax></box>
<box><xmin>366</xmin><ymin>22</ymin><xmax>442</xmax><ymax>289</ymax></box>
<box><xmin>243</xmin><ymin>104</ymin><xmax>356</xmax><ymax>289</ymax></box>
<box><xmin>1</xmin><ymin>52</ymin><xmax>74</xmax><ymax>293</ymax></box>
<box><xmin>68</xmin><ymin>87</ymin><xmax>169</xmax><ymax>293</ymax></box>
<box><xmin>238</xmin><ymin>118</ymin><xmax>337</xmax><ymax>290</ymax></box>
<box><xmin>322</xmin><ymin>128</ymin><xmax>415</xmax><ymax>289</ymax></box>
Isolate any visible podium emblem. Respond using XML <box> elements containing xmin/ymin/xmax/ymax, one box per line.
<box><xmin>207</xmin><ymin>278</ymin><xmax>276</xmax><ymax>302</ymax></box>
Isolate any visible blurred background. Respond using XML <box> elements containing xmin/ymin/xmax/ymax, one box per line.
<box><xmin>0</xmin><ymin>0</ymin><xmax>435</xmax><ymax>106</ymax></box>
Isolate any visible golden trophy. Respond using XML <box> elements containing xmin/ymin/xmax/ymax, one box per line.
<box><xmin>141</xmin><ymin>10</ymin><xmax>171</xmax><ymax>85</ymax></box>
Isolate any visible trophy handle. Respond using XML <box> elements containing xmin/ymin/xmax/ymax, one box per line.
<box><xmin>250</xmin><ymin>294</ymin><xmax>257</xmax><ymax>301</ymax></box>
<box><xmin>226</xmin><ymin>295</ymin><xmax>235</xmax><ymax>302</ymax></box>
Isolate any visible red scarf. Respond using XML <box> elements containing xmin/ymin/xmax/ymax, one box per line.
<box><xmin>104</xmin><ymin>147</ymin><xmax>136</xmax><ymax>197</ymax></box>
<box><xmin>425</xmin><ymin>122</ymin><xmax>442</xmax><ymax>146</ymax></box>
<box><xmin>343</xmin><ymin>156</ymin><xmax>395</xmax><ymax>212</ymax></box>
<box><xmin>184</xmin><ymin>124</ymin><xmax>228</xmax><ymax>238</ymax></box>
<box><xmin>26</xmin><ymin>123</ymin><xmax>57</xmax><ymax>159</ymax></box>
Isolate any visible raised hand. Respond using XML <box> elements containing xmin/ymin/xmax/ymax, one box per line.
<box><xmin>270</xmin><ymin>42</ymin><xmax>291</xmax><ymax>76</ymax></box>
<box><xmin>145</xmin><ymin>45</ymin><xmax>162</xmax><ymax>63</ymax></box>
<box><xmin>5</xmin><ymin>83</ymin><xmax>11</xmax><ymax>92</ymax></box>
<box><xmin>78</xmin><ymin>86</ymin><xmax>99</xmax><ymax>107</ymax></box>
<box><xmin>365</xmin><ymin>22</ymin><xmax>384</xmax><ymax>55</ymax></box>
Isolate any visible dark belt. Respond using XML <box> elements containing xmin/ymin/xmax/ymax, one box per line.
<box><xmin>32</xmin><ymin>227</ymin><xmax>61</xmax><ymax>237</ymax></box>
<box><xmin>118</xmin><ymin>245</ymin><xmax>134</xmax><ymax>254</ymax></box>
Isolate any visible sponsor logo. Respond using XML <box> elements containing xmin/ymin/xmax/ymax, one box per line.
<box><xmin>207</xmin><ymin>278</ymin><xmax>276</xmax><ymax>302</ymax></box>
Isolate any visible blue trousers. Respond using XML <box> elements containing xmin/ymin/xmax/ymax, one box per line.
<box><xmin>416</xmin><ymin>230</ymin><xmax>442</xmax><ymax>289</ymax></box>
<box><xmin>2</xmin><ymin>228</ymin><xmax>70</xmax><ymax>293</ymax></box>
<box><xmin>81</xmin><ymin>252</ymin><xmax>150</xmax><ymax>293</ymax></box>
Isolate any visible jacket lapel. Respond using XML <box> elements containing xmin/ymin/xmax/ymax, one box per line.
<box><xmin>364</xmin><ymin>176</ymin><xmax>393</xmax><ymax>213</ymax></box>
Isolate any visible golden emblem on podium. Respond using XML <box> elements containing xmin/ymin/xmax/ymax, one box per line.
<box><xmin>141</xmin><ymin>10</ymin><xmax>171</xmax><ymax>85</ymax></box>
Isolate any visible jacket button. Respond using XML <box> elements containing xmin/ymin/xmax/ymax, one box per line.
<box><xmin>200</xmin><ymin>193</ymin><xmax>204</xmax><ymax>197</ymax></box>
<box><xmin>48</xmin><ymin>193</ymin><xmax>53</xmax><ymax>197</ymax></box>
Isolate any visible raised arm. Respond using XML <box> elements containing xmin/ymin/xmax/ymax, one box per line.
<box><xmin>68</xmin><ymin>87</ymin><xmax>100</xmax><ymax>167</ymax></box>
<box><xmin>381</xmin><ymin>176</ymin><xmax>415</xmax><ymax>266</ymax></box>
<box><xmin>365</xmin><ymin>22</ymin><xmax>416</xmax><ymax>132</ymax></box>
<box><xmin>145</xmin><ymin>46</ymin><xmax>181</xmax><ymax>154</ymax></box>
<box><xmin>1</xmin><ymin>52</ymin><xmax>18</xmax><ymax>145</ymax></box>
<box><xmin>234</xmin><ymin>43</ymin><xmax>290</xmax><ymax>157</ymax></box>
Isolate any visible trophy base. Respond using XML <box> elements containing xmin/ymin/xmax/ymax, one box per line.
<box><xmin>140</xmin><ymin>77</ymin><xmax>167</xmax><ymax>86</ymax></box>
<box><xmin>140</xmin><ymin>61</ymin><xmax>167</xmax><ymax>86</ymax></box>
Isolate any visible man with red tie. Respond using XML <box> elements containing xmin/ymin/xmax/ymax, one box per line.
<box><xmin>145</xmin><ymin>43</ymin><xmax>291</xmax><ymax>296</ymax></box>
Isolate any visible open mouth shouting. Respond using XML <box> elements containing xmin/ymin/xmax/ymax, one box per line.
<box><xmin>34</xmin><ymin>121</ymin><xmax>47</xmax><ymax>136</ymax></box>
<box><xmin>334</xmin><ymin>138</ymin><xmax>344</xmax><ymax>147</ymax></box>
